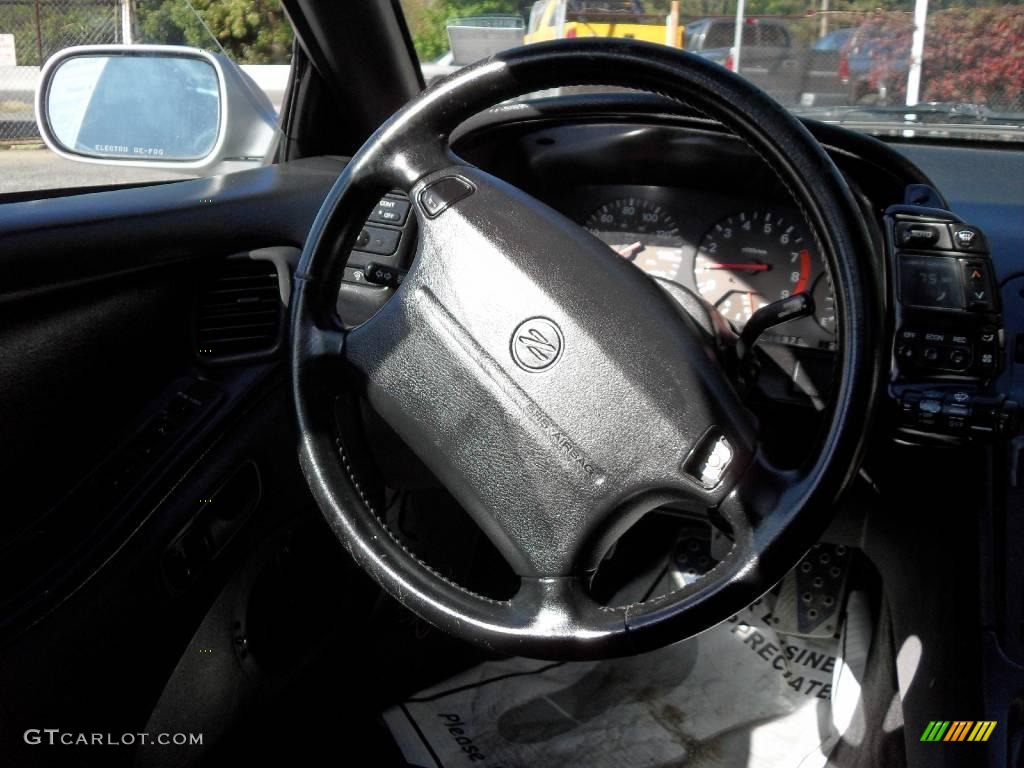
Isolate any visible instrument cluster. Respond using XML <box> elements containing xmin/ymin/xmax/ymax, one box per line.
<box><xmin>577</xmin><ymin>188</ymin><xmax>837</xmax><ymax>351</ymax></box>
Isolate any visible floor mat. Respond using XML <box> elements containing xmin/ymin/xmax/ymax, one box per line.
<box><xmin>384</xmin><ymin>591</ymin><xmax>872</xmax><ymax>768</ymax></box>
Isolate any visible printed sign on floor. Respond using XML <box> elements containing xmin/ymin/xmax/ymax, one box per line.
<box><xmin>384</xmin><ymin>596</ymin><xmax>866</xmax><ymax>768</ymax></box>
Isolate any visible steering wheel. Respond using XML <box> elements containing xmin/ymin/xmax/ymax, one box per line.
<box><xmin>291</xmin><ymin>39</ymin><xmax>879</xmax><ymax>660</ymax></box>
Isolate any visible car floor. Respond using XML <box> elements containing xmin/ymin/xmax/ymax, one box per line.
<box><xmin>153</xmin><ymin>509</ymin><xmax>903</xmax><ymax>768</ymax></box>
<box><xmin>385</xmin><ymin>585</ymin><xmax>885</xmax><ymax>768</ymax></box>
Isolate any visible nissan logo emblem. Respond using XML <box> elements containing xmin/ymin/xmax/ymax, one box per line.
<box><xmin>511</xmin><ymin>317</ymin><xmax>563</xmax><ymax>371</ymax></box>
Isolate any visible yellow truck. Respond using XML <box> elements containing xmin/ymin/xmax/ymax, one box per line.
<box><xmin>525</xmin><ymin>1</ymin><xmax>684</xmax><ymax>47</ymax></box>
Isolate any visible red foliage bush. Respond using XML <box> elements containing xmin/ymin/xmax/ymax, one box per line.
<box><xmin>853</xmin><ymin>6</ymin><xmax>1023</xmax><ymax>110</ymax></box>
<box><xmin>921</xmin><ymin>7</ymin><xmax>1024</xmax><ymax>109</ymax></box>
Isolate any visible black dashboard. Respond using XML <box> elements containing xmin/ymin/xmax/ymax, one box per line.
<box><xmin>341</xmin><ymin>108</ymin><xmax>900</xmax><ymax>415</ymax></box>
<box><xmin>338</xmin><ymin>97</ymin><xmax>1022</xmax><ymax>449</ymax></box>
<box><xmin>454</xmin><ymin>115</ymin><xmax>901</xmax><ymax>413</ymax></box>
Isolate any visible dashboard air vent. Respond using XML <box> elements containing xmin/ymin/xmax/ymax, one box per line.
<box><xmin>196</xmin><ymin>258</ymin><xmax>282</xmax><ymax>361</ymax></box>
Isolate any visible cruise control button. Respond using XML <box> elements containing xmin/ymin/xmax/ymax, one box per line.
<box><xmin>368</xmin><ymin>197</ymin><xmax>411</xmax><ymax>226</ymax></box>
<box><xmin>353</xmin><ymin>226</ymin><xmax>401</xmax><ymax>256</ymax></box>
<box><xmin>419</xmin><ymin>176</ymin><xmax>474</xmax><ymax>218</ymax></box>
<box><xmin>363</xmin><ymin>263</ymin><xmax>407</xmax><ymax>288</ymax></box>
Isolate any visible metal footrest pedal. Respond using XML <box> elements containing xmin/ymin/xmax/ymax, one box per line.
<box><xmin>765</xmin><ymin>542</ymin><xmax>853</xmax><ymax>638</ymax></box>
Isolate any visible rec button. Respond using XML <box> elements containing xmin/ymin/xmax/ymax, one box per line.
<box><xmin>419</xmin><ymin>176</ymin><xmax>474</xmax><ymax>218</ymax></box>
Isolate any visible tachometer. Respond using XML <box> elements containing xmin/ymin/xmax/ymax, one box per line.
<box><xmin>584</xmin><ymin>198</ymin><xmax>684</xmax><ymax>279</ymax></box>
<box><xmin>694</xmin><ymin>210</ymin><xmax>825</xmax><ymax>331</ymax></box>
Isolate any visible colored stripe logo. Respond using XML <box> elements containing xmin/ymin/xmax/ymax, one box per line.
<box><xmin>921</xmin><ymin>720</ymin><xmax>997</xmax><ymax>742</ymax></box>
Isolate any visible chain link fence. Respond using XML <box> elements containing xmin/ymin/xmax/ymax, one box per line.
<box><xmin>434</xmin><ymin>5</ymin><xmax>1023</xmax><ymax>132</ymax></box>
<box><xmin>0</xmin><ymin>0</ymin><xmax>126</xmax><ymax>141</ymax></box>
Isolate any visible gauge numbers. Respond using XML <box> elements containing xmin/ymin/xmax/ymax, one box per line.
<box><xmin>582</xmin><ymin>199</ymin><xmax>836</xmax><ymax>349</ymax></box>
<box><xmin>694</xmin><ymin>210</ymin><xmax>821</xmax><ymax>331</ymax></box>
<box><xmin>584</xmin><ymin>198</ymin><xmax>685</xmax><ymax>280</ymax></box>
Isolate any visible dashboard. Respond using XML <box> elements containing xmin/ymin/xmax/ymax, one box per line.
<box><xmin>339</xmin><ymin>100</ymin><xmax>1020</xmax><ymax>442</ymax></box>
<box><xmin>340</xmin><ymin>114</ymin><xmax>884</xmax><ymax>413</ymax></box>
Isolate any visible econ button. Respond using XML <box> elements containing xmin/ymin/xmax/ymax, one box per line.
<box><xmin>511</xmin><ymin>317</ymin><xmax>563</xmax><ymax>371</ymax></box>
<box><xmin>418</xmin><ymin>176</ymin><xmax>474</xmax><ymax>218</ymax></box>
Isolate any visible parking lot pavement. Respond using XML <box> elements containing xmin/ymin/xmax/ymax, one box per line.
<box><xmin>0</xmin><ymin>148</ymin><xmax>191</xmax><ymax>194</ymax></box>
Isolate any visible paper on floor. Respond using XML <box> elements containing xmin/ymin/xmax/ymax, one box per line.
<box><xmin>384</xmin><ymin>593</ymin><xmax>871</xmax><ymax>768</ymax></box>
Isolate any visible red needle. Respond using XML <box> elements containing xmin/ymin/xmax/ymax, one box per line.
<box><xmin>703</xmin><ymin>262</ymin><xmax>770</xmax><ymax>271</ymax></box>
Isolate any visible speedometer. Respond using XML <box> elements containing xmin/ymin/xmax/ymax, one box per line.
<box><xmin>694</xmin><ymin>210</ymin><xmax>829</xmax><ymax>332</ymax></box>
<box><xmin>584</xmin><ymin>198</ymin><xmax>684</xmax><ymax>279</ymax></box>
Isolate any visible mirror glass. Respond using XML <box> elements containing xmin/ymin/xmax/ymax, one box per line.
<box><xmin>46</xmin><ymin>54</ymin><xmax>220</xmax><ymax>161</ymax></box>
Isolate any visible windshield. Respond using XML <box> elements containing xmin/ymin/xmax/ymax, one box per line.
<box><xmin>401</xmin><ymin>1</ymin><xmax>1024</xmax><ymax>143</ymax></box>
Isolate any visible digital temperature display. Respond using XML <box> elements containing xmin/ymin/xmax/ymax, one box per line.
<box><xmin>898</xmin><ymin>254</ymin><xmax>964</xmax><ymax>309</ymax></box>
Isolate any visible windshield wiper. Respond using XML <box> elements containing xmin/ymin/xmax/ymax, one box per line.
<box><xmin>796</xmin><ymin>102</ymin><xmax>1024</xmax><ymax>127</ymax></box>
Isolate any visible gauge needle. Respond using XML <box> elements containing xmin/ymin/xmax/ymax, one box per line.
<box><xmin>703</xmin><ymin>262</ymin><xmax>770</xmax><ymax>271</ymax></box>
<box><xmin>611</xmin><ymin>241</ymin><xmax>644</xmax><ymax>259</ymax></box>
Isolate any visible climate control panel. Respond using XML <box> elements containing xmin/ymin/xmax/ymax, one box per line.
<box><xmin>894</xmin><ymin>325</ymin><xmax>999</xmax><ymax>378</ymax></box>
<box><xmin>885</xmin><ymin>198</ymin><xmax>1015</xmax><ymax>440</ymax></box>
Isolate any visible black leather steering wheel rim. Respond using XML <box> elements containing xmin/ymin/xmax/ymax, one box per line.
<box><xmin>290</xmin><ymin>39</ymin><xmax>881</xmax><ymax>660</ymax></box>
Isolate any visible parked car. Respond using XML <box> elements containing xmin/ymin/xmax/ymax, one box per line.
<box><xmin>840</xmin><ymin>16</ymin><xmax>913</xmax><ymax>105</ymax></box>
<box><xmin>684</xmin><ymin>17</ymin><xmax>803</xmax><ymax>105</ymax></box>
<box><xmin>798</xmin><ymin>26</ymin><xmax>854</xmax><ymax>107</ymax></box>
<box><xmin>525</xmin><ymin>0</ymin><xmax>683</xmax><ymax>47</ymax></box>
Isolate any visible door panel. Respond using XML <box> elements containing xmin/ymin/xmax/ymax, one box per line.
<box><xmin>0</xmin><ymin>158</ymin><xmax>344</xmax><ymax>766</ymax></box>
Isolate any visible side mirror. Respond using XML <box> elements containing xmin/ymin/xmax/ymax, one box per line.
<box><xmin>35</xmin><ymin>45</ymin><xmax>279</xmax><ymax>174</ymax></box>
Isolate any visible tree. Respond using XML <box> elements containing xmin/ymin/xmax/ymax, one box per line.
<box><xmin>136</xmin><ymin>0</ymin><xmax>293</xmax><ymax>64</ymax></box>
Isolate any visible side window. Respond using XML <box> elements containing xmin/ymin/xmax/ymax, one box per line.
<box><xmin>703</xmin><ymin>23</ymin><xmax>734</xmax><ymax>50</ymax></box>
<box><xmin>528</xmin><ymin>1</ymin><xmax>548</xmax><ymax>35</ymax></box>
<box><xmin>704</xmin><ymin>22</ymin><xmax>757</xmax><ymax>49</ymax></box>
<box><xmin>758</xmin><ymin>25</ymin><xmax>790</xmax><ymax>49</ymax></box>
<box><xmin>0</xmin><ymin>0</ymin><xmax>293</xmax><ymax>196</ymax></box>
<box><xmin>682</xmin><ymin>23</ymin><xmax>699</xmax><ymax>50</ymax></box>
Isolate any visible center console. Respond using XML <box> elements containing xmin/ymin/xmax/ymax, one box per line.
<box><xmin>886</xmin><ymin>201</ymin><xmax>1017</xmax><ymax>440</ymax></box>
